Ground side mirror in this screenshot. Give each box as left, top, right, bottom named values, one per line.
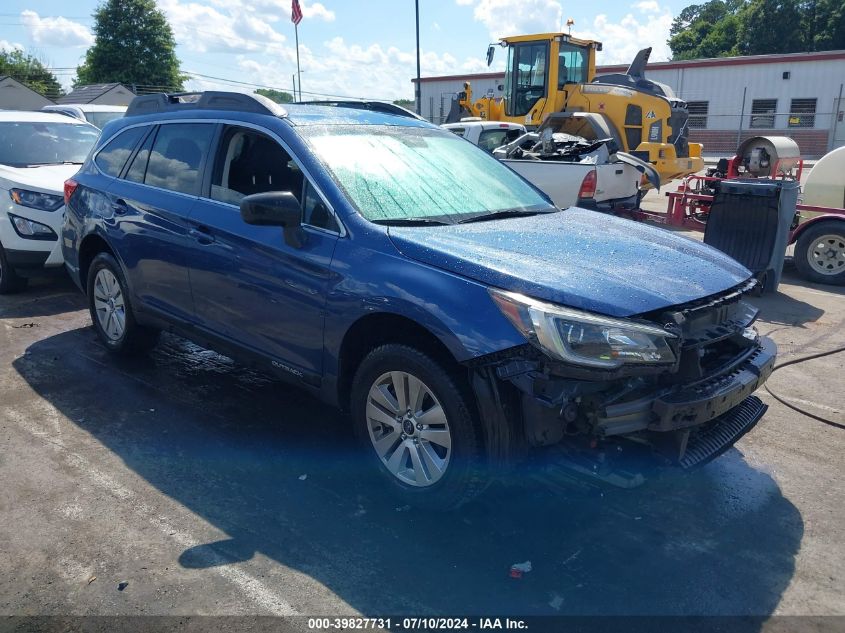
left=486, top=44, right=495, bottom=67
left=240, top=191, right=303, bottom=247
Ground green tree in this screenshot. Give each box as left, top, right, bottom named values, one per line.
left=255, top=88, right=294, bottom=104
left=669, top=1, right=745, bottom=59
left=739, top=0, right=805, bottom=55
left=76, top=0, right=184, bottom=92
left=0, top=49, right=64, bottom=98
left=804, top=0, right=845, bottom=51
left=392, top=98, right=415, bottom=109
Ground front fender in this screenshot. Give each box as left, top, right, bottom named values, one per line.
left=322, top=238, right=528, bottom=385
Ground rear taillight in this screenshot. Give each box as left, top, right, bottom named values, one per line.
left=64, top=179, right=79, bottom=206
left=577, top=170, right=597, bottom=199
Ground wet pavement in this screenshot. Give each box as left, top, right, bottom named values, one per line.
left=1, top=271, right=843, bottom=618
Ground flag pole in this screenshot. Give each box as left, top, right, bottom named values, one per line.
left=415, top=0, right=421, bottom=115
left=295, top=22, right=302, bottom=101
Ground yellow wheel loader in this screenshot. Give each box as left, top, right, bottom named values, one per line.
left=446, top=33, right=704, bottom=184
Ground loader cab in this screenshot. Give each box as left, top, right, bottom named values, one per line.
left=500, top=35, right=594, bottom=119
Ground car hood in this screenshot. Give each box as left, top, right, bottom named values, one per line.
left=0, top=164, right=80, bottom=194
left=387, top=208, right=751, bottom=317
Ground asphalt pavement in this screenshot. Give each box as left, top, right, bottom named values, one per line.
left=0, top=265, right=843, bottom=621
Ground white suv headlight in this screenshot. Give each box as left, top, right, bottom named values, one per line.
left=490, top=289, right=677, bottom=368
left=10, top=188, right=64, bottom=212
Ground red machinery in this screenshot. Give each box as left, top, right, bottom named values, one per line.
left=630, top=136, right=845, bottom=285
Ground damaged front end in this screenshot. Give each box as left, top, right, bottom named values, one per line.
left=470, top=279, right=775, bottom=485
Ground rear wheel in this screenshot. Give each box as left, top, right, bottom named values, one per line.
left=0, top=243, right=29, bottom=294
left=351, top=344, right=485, bottom=510
left=794, top=221, right=845, bottom=285
left=87, top=252, right=160, bottom=354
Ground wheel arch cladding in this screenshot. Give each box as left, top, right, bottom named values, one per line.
left=337, top=312, right=465, bottom=411
left=78, top=233, right=116, bottom=292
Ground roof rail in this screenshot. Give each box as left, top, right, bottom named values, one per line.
left=297, top=99, right=425, bottom=121
left=126, top=91, right=287, bottom=118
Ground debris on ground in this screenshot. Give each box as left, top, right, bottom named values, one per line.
left=509, top=561, right=533, bottom=578
left=117, top=581, right=129, bottom=591
left=87, top=576, right=96, bottom=585
left=298, top=474, right=308, bottom=481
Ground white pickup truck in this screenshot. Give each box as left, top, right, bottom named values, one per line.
left=442, top=114, right=659, bottom=210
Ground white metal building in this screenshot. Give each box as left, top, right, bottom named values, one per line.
left=413, top=49, right=845, bottom=157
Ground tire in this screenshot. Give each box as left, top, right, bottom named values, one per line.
left=794, top=220, right=845, bottom=286
left=0, top=243, right=29, bottom=294
left=87, top=252, right=160, bottom=355
left=350, top=344, right=486, bottom=511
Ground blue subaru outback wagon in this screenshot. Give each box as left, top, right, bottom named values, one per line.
left=63, top=92, right=776, bottom=508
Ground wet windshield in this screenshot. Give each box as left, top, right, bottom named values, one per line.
left=0, top=121, right=100, bottom=167
left=304, top=125, right=552, bottom=224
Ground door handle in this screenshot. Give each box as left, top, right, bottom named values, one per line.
left=189, top=226, right=215, bottom=245
left=112, top=199, right=128, bottom=215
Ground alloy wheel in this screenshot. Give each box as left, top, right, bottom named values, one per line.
left=93, top=269, right=126, bottom=341
left=365, top=371, right=452, bottom=487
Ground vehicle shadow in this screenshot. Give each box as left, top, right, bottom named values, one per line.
left=12, top=329, right=803, bottom=616
left=0, top=275, right=85, bottom=320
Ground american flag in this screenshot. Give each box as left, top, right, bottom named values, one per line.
left=291, top=0, right=303, bottom=25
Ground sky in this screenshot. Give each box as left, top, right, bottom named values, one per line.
left=0, top=1, right=696, bottom=101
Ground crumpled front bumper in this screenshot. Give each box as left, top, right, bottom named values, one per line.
left=651, top=336, right=776, bottom=432
left=596, top=336, right=776, bottom=437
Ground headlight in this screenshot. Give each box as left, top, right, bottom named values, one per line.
left=490, top=289, right=677, bottom=368
left=8, top=213, right=57, bottom=240
left=10, top=188, right=64, bottom=212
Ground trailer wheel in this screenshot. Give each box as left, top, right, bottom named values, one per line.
left=794, top=220, right=845, bottom=285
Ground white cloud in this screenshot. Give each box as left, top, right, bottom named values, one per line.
left=206, top=0, right=335, bottom=23
left=456, top=0, right=563, bottom=39
left=20, top=10, right=93, bottom=48
left=0, top=40, right=25, bottom=52
left=635, top=1, right=661, bottom=13
left=158, top=0, right=286, bottom=54
left=580, top=6, right=673, bottom=65
left=301, top=1, right=335, bottom=22
left=184, top=36, right=484, bottom=101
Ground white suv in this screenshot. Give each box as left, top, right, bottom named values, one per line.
left=0, top=111, right=99, bottom=293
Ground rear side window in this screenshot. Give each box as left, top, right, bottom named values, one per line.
left=477, top=129, right=510, bottom=153
left=144, top=123, right=215, bottom=196
left=125, top=129, right=155, bottom=184
left=94, top=127, right=146, bottom=177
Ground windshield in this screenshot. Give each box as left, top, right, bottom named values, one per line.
left=304, top=125, right=550, bottom=224
left=85, top=111, right=125, bottom=129
left=0, top=121, right=100, bottom=167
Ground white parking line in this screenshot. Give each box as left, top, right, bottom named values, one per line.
left=5, top=400, right=301, bottom=616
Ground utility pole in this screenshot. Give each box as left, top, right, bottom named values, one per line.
left=295, top=23, right=302, bottom=101
left=415, top=0, right=422, bottom=115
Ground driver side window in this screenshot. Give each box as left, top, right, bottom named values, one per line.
left=210, top=125, right=339, bottom=233
left=211, top=127, right=304, bottom=205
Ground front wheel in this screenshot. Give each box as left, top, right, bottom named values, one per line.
left=350, top=344, right=486, bottom=510
left=794, top=221, right=845, bottom=285
left=87, top=252, right=160, bottom=354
